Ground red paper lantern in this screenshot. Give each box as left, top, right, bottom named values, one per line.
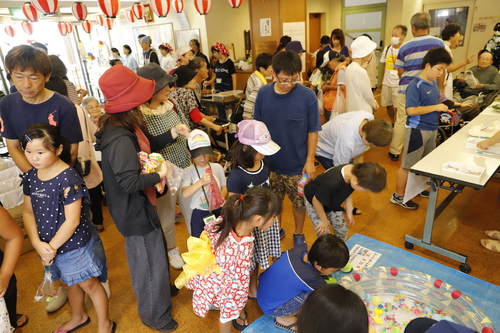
left=150, top=0, right=170, bottom=17
left=96, top=15, right=105, bottom=26
left=5, top=26, right=15, bottom=37
left=131, top=3, right=144, bottom=19
left=172, top=0, right=184, bottom=13
left=194, top=0, right=211, bottom=15
left=22, top=21, right=34, bottom=35
left=81, top=20, right=92, bottom=33
left=22, top=3, right=41, bottom=22
left=30, top=0, right=59, bottom=15
left=125, top=10, right=136, bottom=22
left=97, top=0, right=120, bottom=18
left=227, top=0, right=242, bottom=8
left=57, top=22, right=68, bottom=35
left=103, top=17, right=114, bottom=30
left=65, top=22, right=74, bottom=33
left=71, top=2, right=88, bottom=21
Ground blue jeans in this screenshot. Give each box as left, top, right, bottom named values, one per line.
left=315, top=155, right=334, bottom=170
left=125, top=228, right=174, bottom=330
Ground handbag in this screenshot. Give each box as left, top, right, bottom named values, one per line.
left=75, top=157, right=91, bottom=177
left=230, top=98, right=245, bottom=124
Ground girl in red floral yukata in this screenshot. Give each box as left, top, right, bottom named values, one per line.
left=177, top=187, right=281, bottom=333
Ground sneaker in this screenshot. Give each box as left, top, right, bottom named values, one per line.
left=158, top=319, right=178, bottom=332
left=293, top=233, right=307, bottom=248
left=388, top=152, right=399, bottom=161
left=46, top=286, right=68, bottom=313
left=420, top=190, right=430, bottom=198
left=101, top=279, right=111, bottom=299
left=168, top=248, right=185, bottom=270
left=170, top=284, right=179, bottom=297
left=390, top=193, right=419, bottom=210
left=93, top=224, right=104, bottom=233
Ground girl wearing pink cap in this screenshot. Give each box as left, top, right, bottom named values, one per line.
left=226, top=120, right=281, bottom=330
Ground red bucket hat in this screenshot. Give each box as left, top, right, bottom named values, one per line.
left=99, top=65, right=155, bottom=114
left=212, top=42, right=229, bottom=56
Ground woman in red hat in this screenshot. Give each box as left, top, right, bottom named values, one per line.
left=95, top=65, right=188, bottom=332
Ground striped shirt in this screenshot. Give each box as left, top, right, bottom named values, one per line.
left=395, top=35, right=444, bottom=93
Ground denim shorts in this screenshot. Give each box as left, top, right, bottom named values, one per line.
left=47, top=239, right=103, bottom=287
left=269, top=291, right=309, bottom=317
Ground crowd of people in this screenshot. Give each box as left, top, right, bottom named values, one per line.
left=0, top=10, right=499, bottom=333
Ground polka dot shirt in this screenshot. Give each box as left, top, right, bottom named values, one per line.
left=22, top=168, right=92, bottom=254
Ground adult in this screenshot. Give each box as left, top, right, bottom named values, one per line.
left=95, top=65, right=183, bottom=332
left=136, top=63, right=191, bottom=270
left=254, top=50, right=321, bottom=247
left=453, top=52, right=500, bottom=103
left=159, top=43, right=176, bottom=73
left=315, top=111, right=393, bottom=170
left=122, top=44, right=139, bottom=72
left=175, top=45, right=195, bottom=68
left=189, top=39, right=211, bottom=69
left=110, top=47, right=123, bottom=62
left=441, top=23, right=476, bottom=100
left=189, top=56, right=211, bottom=103
left=330, top=29, right=350, bottom=60
left=380, top=24, right=408, bottom=125
left=209, top=42, right=237, bottom=120
left=82, top=96, right=103, bottom=127
left=275, top=35, right=292, bottom=54
left=388, top=12, right=445, bottom=162
left=0, top=45, right=82, bottom=313
left=483, top=22, right=500, bottom=70
left=361, top=34, right=377, bottom=91
left=140, top=36, right=159, bottom=65
left=285, top=41, right=306, bottom=55
left=321, top=50, right=347, bottom=122
left=243, top=52, right=273, bottom=120
left=48, top=55, right=87, bottom=105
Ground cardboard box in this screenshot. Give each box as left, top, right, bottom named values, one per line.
left=0, top=204, right=35, bottom=255
left=441, top=161, right=485, bottom=183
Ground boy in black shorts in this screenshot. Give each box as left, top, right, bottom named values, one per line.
left=391, top=48, right=452, bottom=209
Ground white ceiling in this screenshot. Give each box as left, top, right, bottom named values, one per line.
left=0, top=0, right=140, bottom=21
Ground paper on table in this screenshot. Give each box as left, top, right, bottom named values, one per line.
left=404, top=173, right=429, bottom=203
left=348, top=244, right=382, bottom=270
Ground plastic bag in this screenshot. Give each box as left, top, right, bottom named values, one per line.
left=34, top=265, right=58, bottom=302
left=166, top=160, right=183, bottom=195
left=138, top=152, right=166, bottom=194
left=309, top=70, right=323, bottom=87
left=317, top=89, right=324, bottom=114
left=464, top=70, right=479, bottom=89
left=206, top=168, right=224, bottom=211
left=0, top=297, right=14, bottom=332
left=175, top=231, right=222, bottom=289
left=332, top=88, right=346, bottom=117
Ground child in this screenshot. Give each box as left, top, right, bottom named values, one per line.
left=226, top=120, right=281, bottom=313
left=304, top=162, right=386, bottom=240
left=346, top=35, right=379, bottom=113
left=296, top=284, right=369, bottom=333
left=183, top=187, right=281, bottom=333
left=257, top=234, right=350, bottom=332
left=159, top=43, right=176, bottom=73
left=21, top=123, right=115, bottom=333
left=182, top=129, right=228, bottom=237
left=391, top=48, right=452, bottom=209
left=321, top=50, right=347, bottom=122
left=0, top=205, right=24, bottom=333
left=243, top=53, right=273, bottom=120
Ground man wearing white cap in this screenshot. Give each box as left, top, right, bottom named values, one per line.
left=346, top=36, right=379, bottom=113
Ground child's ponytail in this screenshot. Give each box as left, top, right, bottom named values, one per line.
left=21, top=123, right=73, bottom=164
left=215, top=187, right=281, bottom=249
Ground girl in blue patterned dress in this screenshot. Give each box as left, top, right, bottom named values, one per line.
left=21, top=123, right=115, bottom=333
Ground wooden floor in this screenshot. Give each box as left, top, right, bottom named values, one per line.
left=14, top=102, right=500, bottom=333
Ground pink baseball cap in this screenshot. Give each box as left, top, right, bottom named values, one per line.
left=237, top=120, right=280, bottom=156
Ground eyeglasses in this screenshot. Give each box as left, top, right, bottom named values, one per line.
left=276, top=75, right=300, bottom=86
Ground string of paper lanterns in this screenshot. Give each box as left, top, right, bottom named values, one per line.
left=172, top=0, right=183, bottom=13
left=125, top=9, right=136, bottom=22
left=131, top=2, right=144, bottom=19
left=97, top=0, right=120, bottom=18
left=150, top=0, right=170, bottom=17
left=71, top=2, right=88, bottom=21
left=22, top=21, right=34, bottom=35
left=81, top=20, right=92, bottom=33
left=30, top=0, right=59, bottom=15
left=194, top=0, right=210, bottom=15
left=22, top=3, right=41, bottom=22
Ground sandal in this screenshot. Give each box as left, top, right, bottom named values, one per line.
left=110, top=322, right=117, bottom=333
left=480, top=239, right=500, bottom=253
left=274, top=319, right=298, bottom=332
left=16, top=314, right=28, bottom=328
left=232, top=311, right=249, bottom=331
left=352, top=207, right=362, bottom=215
left=485, top=230, right=500, bottom=240
left=53, top=317, right=90, bottom=333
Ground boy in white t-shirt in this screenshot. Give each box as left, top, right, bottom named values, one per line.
left=380, top=25, right=407, bottom=125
